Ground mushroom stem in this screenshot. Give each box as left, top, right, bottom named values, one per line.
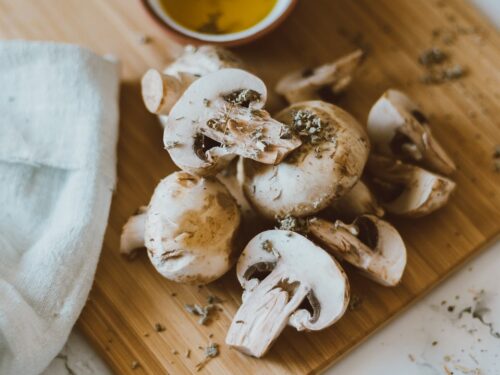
left=120, top=207, right=147, bottom=259
left=226, top=269, right=308, bottom=357
left=141, top=69, right=196, bottom=115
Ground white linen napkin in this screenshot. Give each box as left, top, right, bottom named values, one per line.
left=0, top=41, right=120, bottom=375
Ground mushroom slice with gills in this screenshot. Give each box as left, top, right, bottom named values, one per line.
left=119, top=171, right=241, bottom=284
left=367, top=89, right=456, bottom=175
left=275, top=50, right=363, bottom=104
left=366, top=155, right=456, bottom=218
left=226, top=230, right=349, bottom=358
left=328, top=180, right=384, bottom=221
left=242, top=101, right=370, bottom=219
left=142, top=45, right=243, bottom=116
left=308, top=215, right=406, bottom=286
left=164, top=68, right=302, bottom=176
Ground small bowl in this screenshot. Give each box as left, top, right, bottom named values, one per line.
left=140, top=0, right=297, bottom=46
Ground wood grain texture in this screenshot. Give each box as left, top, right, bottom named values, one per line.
left=1, top=0, right=499, bottom=373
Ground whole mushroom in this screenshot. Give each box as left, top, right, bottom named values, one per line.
left=120, top=171, right=241, bottom=284
left=276, top=50, right=363, bottom=103
left=367, top=89, right=456, bottom=175
left=163, top=68, right=301, bottom=176
left=226, top=230, right=349, bottom=357
left=241, top=101, right=370, bottom=219
left=366, top=155, right=456, bottom=218
left=142, top=45, right=242, bottom=116
left=308, top=215, right=407, bottom=286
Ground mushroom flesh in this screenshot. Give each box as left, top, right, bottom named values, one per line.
left=276, top=50, right=363, bottom=103
left=164, top=68, right=301, bottom=176
left=142, top=45, right=242, bottom=116
left=308, top=215, right=406, bottom=286
left=242, top=101, right=370, bottom=219
left=120, top=171, right=241, bottom=284
left=367, top=89, right=456, bottom=175
left=328, top=180, right=384, bottom=220
left=226, top=230, right=349, bottom=357
left=366, top=155, right=456, bottom=218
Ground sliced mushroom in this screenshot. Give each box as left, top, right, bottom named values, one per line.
left=367, top=89, right=456, bottom=175
left=164, top=68, right=301, bottom=176
left=142, top=45, right=242, bottom=116
left=275, top=50, right=363, bottom=103
left=366, top=155, right=456, bottom=218
left=328, top=180, right=384, bottom=220
left=119, top=171, right=241, bottom=284
left=308, top=215, right=406, bottom=286
left=226, top=230, right=349, bottom=357
left=242, top=101, right=369, bottom=219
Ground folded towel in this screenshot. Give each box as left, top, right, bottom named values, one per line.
left=0, top=41, right=120, bottom=375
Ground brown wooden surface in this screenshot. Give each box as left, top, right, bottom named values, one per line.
left=1, top=0, right=500, bottom=374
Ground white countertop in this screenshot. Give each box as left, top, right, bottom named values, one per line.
left=42, top=1, right=499, bottom=374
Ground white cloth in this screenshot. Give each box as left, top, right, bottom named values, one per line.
left=0, top=41, right=120, bottom=375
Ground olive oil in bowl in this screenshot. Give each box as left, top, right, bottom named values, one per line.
left=157, top=0, right=278, bottom=35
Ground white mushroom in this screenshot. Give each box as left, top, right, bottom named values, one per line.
left=142, top=45, right=242, bottom=116
left=308, top=215, right=406, bottom=286
left=328, top=180, right=384, bottom=220
left=275, top=50, right=363, bottom=103
left=242, top=101, right=370, bottom=219
left=119, top=171, right=241, bottom=284
left=120, top=205, right=148, bottom=260
left=367, top=155, right=456, bottom=218
left=164, top=68, right=301, bottom=176
left=367, top=89, right=456, bottom=175
left=216, top=158, right=257, bottom=224
left=226, top=230, right=349, bottom=357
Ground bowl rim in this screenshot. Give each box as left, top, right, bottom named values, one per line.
left=139, top=0, right=298, bottom=47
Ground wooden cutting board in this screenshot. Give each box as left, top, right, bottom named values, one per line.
left=2, top=0, right=500, bottom=373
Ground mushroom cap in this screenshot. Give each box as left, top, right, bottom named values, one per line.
left=309, top=216, right=407, bottom=286
left=242, top=101, right=370, bottom=219
left=367, top=89, right=455, bottom=175
left=367, top=155, right=456, bottom=218
left=164, top=45, right=242, bottom=78
left=275, top=50, right=363, bottom=103
left=144, top=171, right=240, bottom=284
left=328, top=180, right=384, bottom=220
left=236, top=230, right=349, bottom=331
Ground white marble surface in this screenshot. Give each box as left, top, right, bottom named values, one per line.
left=42, top=1, right=499, bottom=374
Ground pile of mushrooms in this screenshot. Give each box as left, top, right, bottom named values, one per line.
left=121, top=46, right=457, bottom=358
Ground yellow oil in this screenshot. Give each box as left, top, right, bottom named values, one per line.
left=158, top=0, right=278, bottom=35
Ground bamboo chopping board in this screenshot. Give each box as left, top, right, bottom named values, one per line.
left=1, top=0, right=500, bottom=373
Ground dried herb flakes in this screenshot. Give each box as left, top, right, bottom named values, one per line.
left=185, top=303, right=215, bottom=325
